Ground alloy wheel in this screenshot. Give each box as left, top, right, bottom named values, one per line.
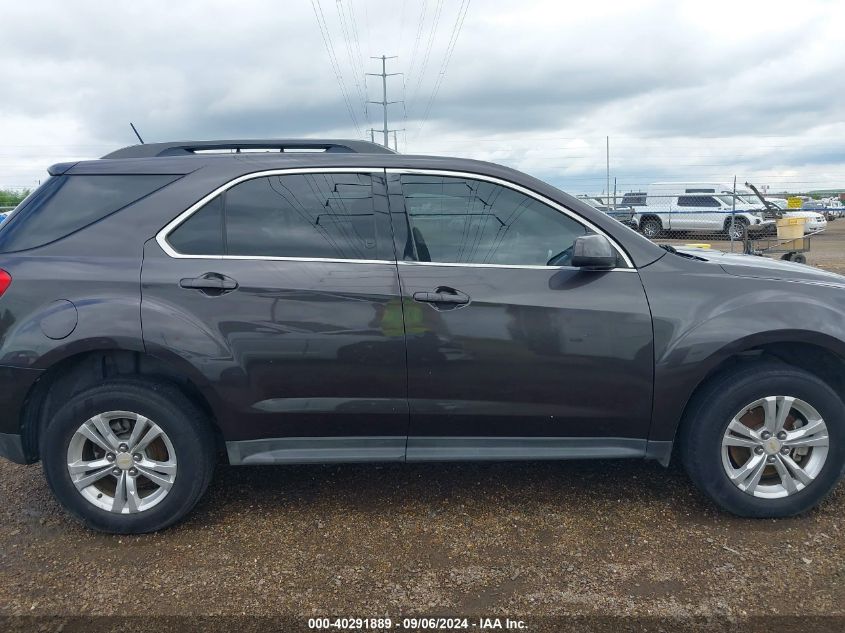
left=721, top=396, right=829, bottom=499
left=66, top=411, right=178, bottom=513
left=727, top=221, right=747, bottom=241
left=642, top=220, right=660, bottom=238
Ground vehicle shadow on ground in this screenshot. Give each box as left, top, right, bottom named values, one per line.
left=6, top=456, right=843, bottom=537
left=185, top=457, right=839, bottom=531
left=198, top=458, right=691, bottom=510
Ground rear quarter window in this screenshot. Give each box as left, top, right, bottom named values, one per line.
left=0, top=174, right=180, bottom=252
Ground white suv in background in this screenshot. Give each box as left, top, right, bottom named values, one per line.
left=765, top=198, right=828, bottom=232
left=635, top=183, right=773, bottom=240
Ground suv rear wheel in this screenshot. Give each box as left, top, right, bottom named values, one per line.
left=640, top=216, right=663, bottom=239
left=725, top=217, right=749, bottom=241
left=680, top=362, right=844, bottom=517
left=41, top=378, right=216, bottom=533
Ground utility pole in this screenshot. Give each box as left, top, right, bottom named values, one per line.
left=389, top=129, right=405, bottom=152
left=606, top=136, right=610, bottom=205
left=613, top=177, right=617, bottom=211
left=367, top=55, right=400, bottom=148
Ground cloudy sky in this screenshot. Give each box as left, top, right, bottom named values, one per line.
left=1, top=0, right=844, bottom=195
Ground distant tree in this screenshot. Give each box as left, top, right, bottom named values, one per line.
left=0, top=189, right=31, bottom=207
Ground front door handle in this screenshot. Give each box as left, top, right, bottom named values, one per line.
left=413, top=287, right=470, bottom=308
left=179, top=273, right=238, bottom=295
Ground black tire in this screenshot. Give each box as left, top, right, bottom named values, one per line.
left=640, top=217, right=662, bottom=239
left=725, top=217, right=748, bottom=241
left=792, top=253, right=807, bottom=264
left=679, top=362, right=845, bottom=518
left=41, top=378, right=216, bottom=534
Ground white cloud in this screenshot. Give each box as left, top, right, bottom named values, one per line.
left=0, top=0, right=843, bottom=194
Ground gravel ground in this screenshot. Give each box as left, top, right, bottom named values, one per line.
left=0, top=458, right=843, bottom=626
left=2, top=221, right=845, bottom=631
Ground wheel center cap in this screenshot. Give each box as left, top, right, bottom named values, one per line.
left=115, top=453, right=134, bottom=470
left=763, top=437, right=782, bottom=455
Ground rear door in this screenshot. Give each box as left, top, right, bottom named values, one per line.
left=676, top=194, right=723, bottom=232
left=141, top=169, right=409, bottom=464
left=387, top=171, right=654, bottom=460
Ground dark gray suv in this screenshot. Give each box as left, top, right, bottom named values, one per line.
left=0, top=139, right=842, bottom=533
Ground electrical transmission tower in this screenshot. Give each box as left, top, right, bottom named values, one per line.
left=367, top=55, right=402, bottom=148
left=368, top=128, right=403, bottom=151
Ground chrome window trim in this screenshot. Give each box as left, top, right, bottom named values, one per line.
left=156, top=166, right=635, bottom=270
left=388, top=168, right=635, bottom=269
left=397, top=260, right=636, bottom=272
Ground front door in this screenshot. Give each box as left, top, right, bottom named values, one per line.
left=141, top=169, right=409, bottom=464
left=387, top=171, right=654, bottom=460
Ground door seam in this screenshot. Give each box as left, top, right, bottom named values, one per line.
left=382, top=169, right=411, bottom=461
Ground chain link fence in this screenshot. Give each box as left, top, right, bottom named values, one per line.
left=579, top=185, right=845, bottom=265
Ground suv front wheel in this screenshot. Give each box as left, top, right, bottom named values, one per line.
left=680, top=362, right=844, bottom=517
left=41, top=378, right=216, bottom=533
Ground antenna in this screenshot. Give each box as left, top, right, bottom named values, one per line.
left=129, top=122, right=145, bottom=144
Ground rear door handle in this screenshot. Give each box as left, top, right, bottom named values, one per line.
left=412, top=287, right=470, bottom=307
left=179, top=273, right=238, bottom=294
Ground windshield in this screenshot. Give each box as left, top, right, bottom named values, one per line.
left=578, top=197, right=603, bottom=209
left=718, top=192, right=758, bottom=206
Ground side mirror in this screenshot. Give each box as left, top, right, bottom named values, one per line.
left=571, top=234, right=617, bottom=270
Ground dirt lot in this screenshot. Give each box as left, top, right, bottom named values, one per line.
left=1, top=458, right=844, bottom=625
left=1, top=222, right=845, bottom=631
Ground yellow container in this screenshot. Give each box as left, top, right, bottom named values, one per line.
left=776, top=217, right=805, bottom=240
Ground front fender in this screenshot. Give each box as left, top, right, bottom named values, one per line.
left=641, top=257, right=845, bottom=442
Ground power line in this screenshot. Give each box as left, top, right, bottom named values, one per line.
left=361, top=0, right=373, bottom=55
left=346, top=0, right=369, bottom=122
left=310, top=0, right=362, bottom=136
left=409, top=0, right=445, bottom=113
left=394, top=0, right=409, bottom=62
left=335, top=0, right=368, bottom=117
left=405, top=0, right=428, bottom=95
left=415, top=0, right=471, bottom=139
left=347, top=0, right=367, bottom=71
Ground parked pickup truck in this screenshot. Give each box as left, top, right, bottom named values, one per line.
left=636, top=183, right=774, bottom=240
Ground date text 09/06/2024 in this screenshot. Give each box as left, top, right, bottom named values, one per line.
left=307, top=617, right=528, bottom=630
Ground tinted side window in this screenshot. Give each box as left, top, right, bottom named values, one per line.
left=621, top=193, right=646, bottom=206
left=0, top=175, right=179, bottom=252
left=167, top=196, right=224, bottom=255
left=224, top=174, right=378, bottom=259
left=400, top=175, right=589, bottom=266
left=677, top=195, right=720, bottom=208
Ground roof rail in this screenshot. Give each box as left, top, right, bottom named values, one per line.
left=101, top=139, right=396, bottom=159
